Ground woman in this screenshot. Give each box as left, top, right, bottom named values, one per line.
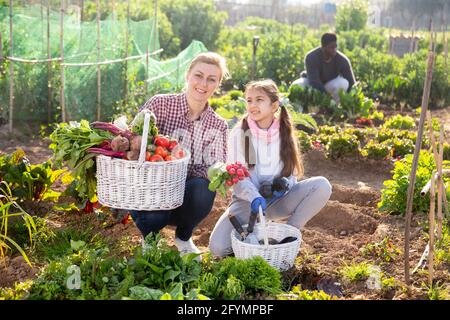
left=130, top=52, right=229, bottom=258
left=209, top=79, right=332, bottom=257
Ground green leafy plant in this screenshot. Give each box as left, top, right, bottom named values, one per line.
left=200, top=256, right=282, bottom=299
left=378, top=150, right=449, bottom=215
left=368, top=110, right=384, bottom=126
left=297, top=131, right=312, bottom=152
left=288, top=84, right=335, bottom=114
left=49, top=120, right=113, bottom=202
left=0, top=148, right=66, bottom=202
left=277, top=285, right=334, bottom=300
left=385, top=138, right=415, bottom=158
left=383, top=114, right=415, bottom=130
left=424, top=282, right=449, bottom=300
left=339, top=261, right=371, bottom=283
left=335, top=86, right=374, bottom=120
left=360, top=141, right=390, bottom=160
left=435, top=221, right=450, bottom=266
left=0, top=181, right=35, bottom=266
left=326, top=133, right=359, bottom=159
left=361, top=237, right=401, bottom=264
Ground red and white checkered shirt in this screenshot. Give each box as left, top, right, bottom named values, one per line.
left=140, top=93, right=228, bottom=180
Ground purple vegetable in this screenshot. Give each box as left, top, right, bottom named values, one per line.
left=87, top=148, right=125, bottom=158
left=91, top=122, right=134, bottom=139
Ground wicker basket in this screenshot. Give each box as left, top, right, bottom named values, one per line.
left=231, top=208, right=302, bottom=270
left=95, top=112, right=190, bottom=211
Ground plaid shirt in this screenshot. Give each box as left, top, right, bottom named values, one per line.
left=140, top=93, right=228, bottom=180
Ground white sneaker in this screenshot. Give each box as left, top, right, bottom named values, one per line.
left=174, top=237, right=202, bottom=261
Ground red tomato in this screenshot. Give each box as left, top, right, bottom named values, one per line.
left=150, top=154, right=164, bottom=162
left=155, top=146, right=168, bottom=158
left=145, top=151, right=152, bottom=161
left=168, top=140, right=178, bottom=151
left=225, top=180, right=233, bottom=186
left=165, top=155, right=176, bottom=161
left=155, top=136, right=170, bottom=148
left=174, top=149, right=185, bottom=159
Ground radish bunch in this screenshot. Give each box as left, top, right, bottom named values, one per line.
left=207, top=161, right=250, bottom=197
left=224, top=162, right=250, bottom=186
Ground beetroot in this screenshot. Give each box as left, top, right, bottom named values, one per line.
left=111, top=135, right=130, bottom=152
left=91, top=122, right=134, bottom=139
left=130, top=135, right=142, bottom=152
left=125, top=150, right=140, bottom=161
left=87, top=148, right=125, bottom=158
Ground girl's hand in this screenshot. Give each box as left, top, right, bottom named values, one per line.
left=251, top=197, right=267, bottom=214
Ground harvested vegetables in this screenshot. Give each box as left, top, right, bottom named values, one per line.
left=49, top=120, right=114, bottom=202
left=50, top=110, right=186, bottom=204
left=208, top=162, right=250, bottom=196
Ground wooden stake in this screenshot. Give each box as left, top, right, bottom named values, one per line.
left=9, top=0, right=14, bottom=133
left=124, top=0, right=130, bottom=103
left=79, top=0, right=84, bottom=45
left=0, top=28, right=3, bottom=66
left=60, top=0, right=66, bottom=122
left=96, top=0, right=101, bottom=121
left=428, top=171, right=436, bottom=287
left=47, top=0, right=52, bottom=124
left=443, top=182, right=449, bottom=219
left=404, top=39, right=436, bottom=292
left=437, top=126, right=444, bottom=240
left=427, top=112, right=439, bottom=161
left=410, top=18, right=416, bottom=53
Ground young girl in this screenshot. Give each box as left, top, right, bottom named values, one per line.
left=209, top=79, right=332, bottom=257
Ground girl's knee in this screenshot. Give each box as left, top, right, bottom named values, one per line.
left=315, top=176, right=332, bottom=199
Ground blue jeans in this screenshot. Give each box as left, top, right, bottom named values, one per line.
left=130, top=178, right=216, bottom=241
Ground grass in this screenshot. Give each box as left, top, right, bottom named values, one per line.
left=339, top=261, right=372, bottom=283
left=424, top=282, right=450, bottom=300
left=33, top=225, right=106, bottom=262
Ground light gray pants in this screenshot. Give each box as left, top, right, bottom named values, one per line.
left=209, top=176, right=332, bottom=257
left=292, top=75, right=349, bottom=104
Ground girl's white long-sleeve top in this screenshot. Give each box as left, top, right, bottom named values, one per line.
left=227, top=123, right=296, bottom=203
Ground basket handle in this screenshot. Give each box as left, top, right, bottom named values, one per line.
left=259, top=205, right=269, bottom=246
left=137, top=112, right=151, bottom=166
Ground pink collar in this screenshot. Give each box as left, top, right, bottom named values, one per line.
left=247, top=117, right=280, bottom=144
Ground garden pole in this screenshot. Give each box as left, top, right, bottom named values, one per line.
left=409, top=18, right=416, bottom=53
left=428, top=171, right=435, bottom=287
left=124, top=0, right=130, bottom=103
left=427, top=112, right=439, bottom=161
left=60, top=0, right=66, bottom=122
left=145, top=0, right=151, bottom=95
left=437, top=127, right=444, bottom=240
left=41, top=1, right=44, bottom=53
left=47, top=0, right=52, bottom=124
left=79, top=0, right=84, bottom=45
left=0, top=24, right=3, bottom=70
left=96, top=0, right=101, bottom=121
left=8, top=0, right=14, bottom=133
left=404, top=36, right=435, bottom=294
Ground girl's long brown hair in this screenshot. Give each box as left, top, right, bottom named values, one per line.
left=242, top=80, right=303, bottom=178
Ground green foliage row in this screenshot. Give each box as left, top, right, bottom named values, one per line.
left=1, top=233, right=283, bottom=300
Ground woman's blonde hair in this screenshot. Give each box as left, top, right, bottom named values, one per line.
left=242, top=79, right=304, bottom=178
left=187, top=52, right=229, bottom=82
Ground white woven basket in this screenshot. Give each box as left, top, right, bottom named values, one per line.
left=95, top=112, right=190, bottom=211
left=231, top=208, right=302, bottom=271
